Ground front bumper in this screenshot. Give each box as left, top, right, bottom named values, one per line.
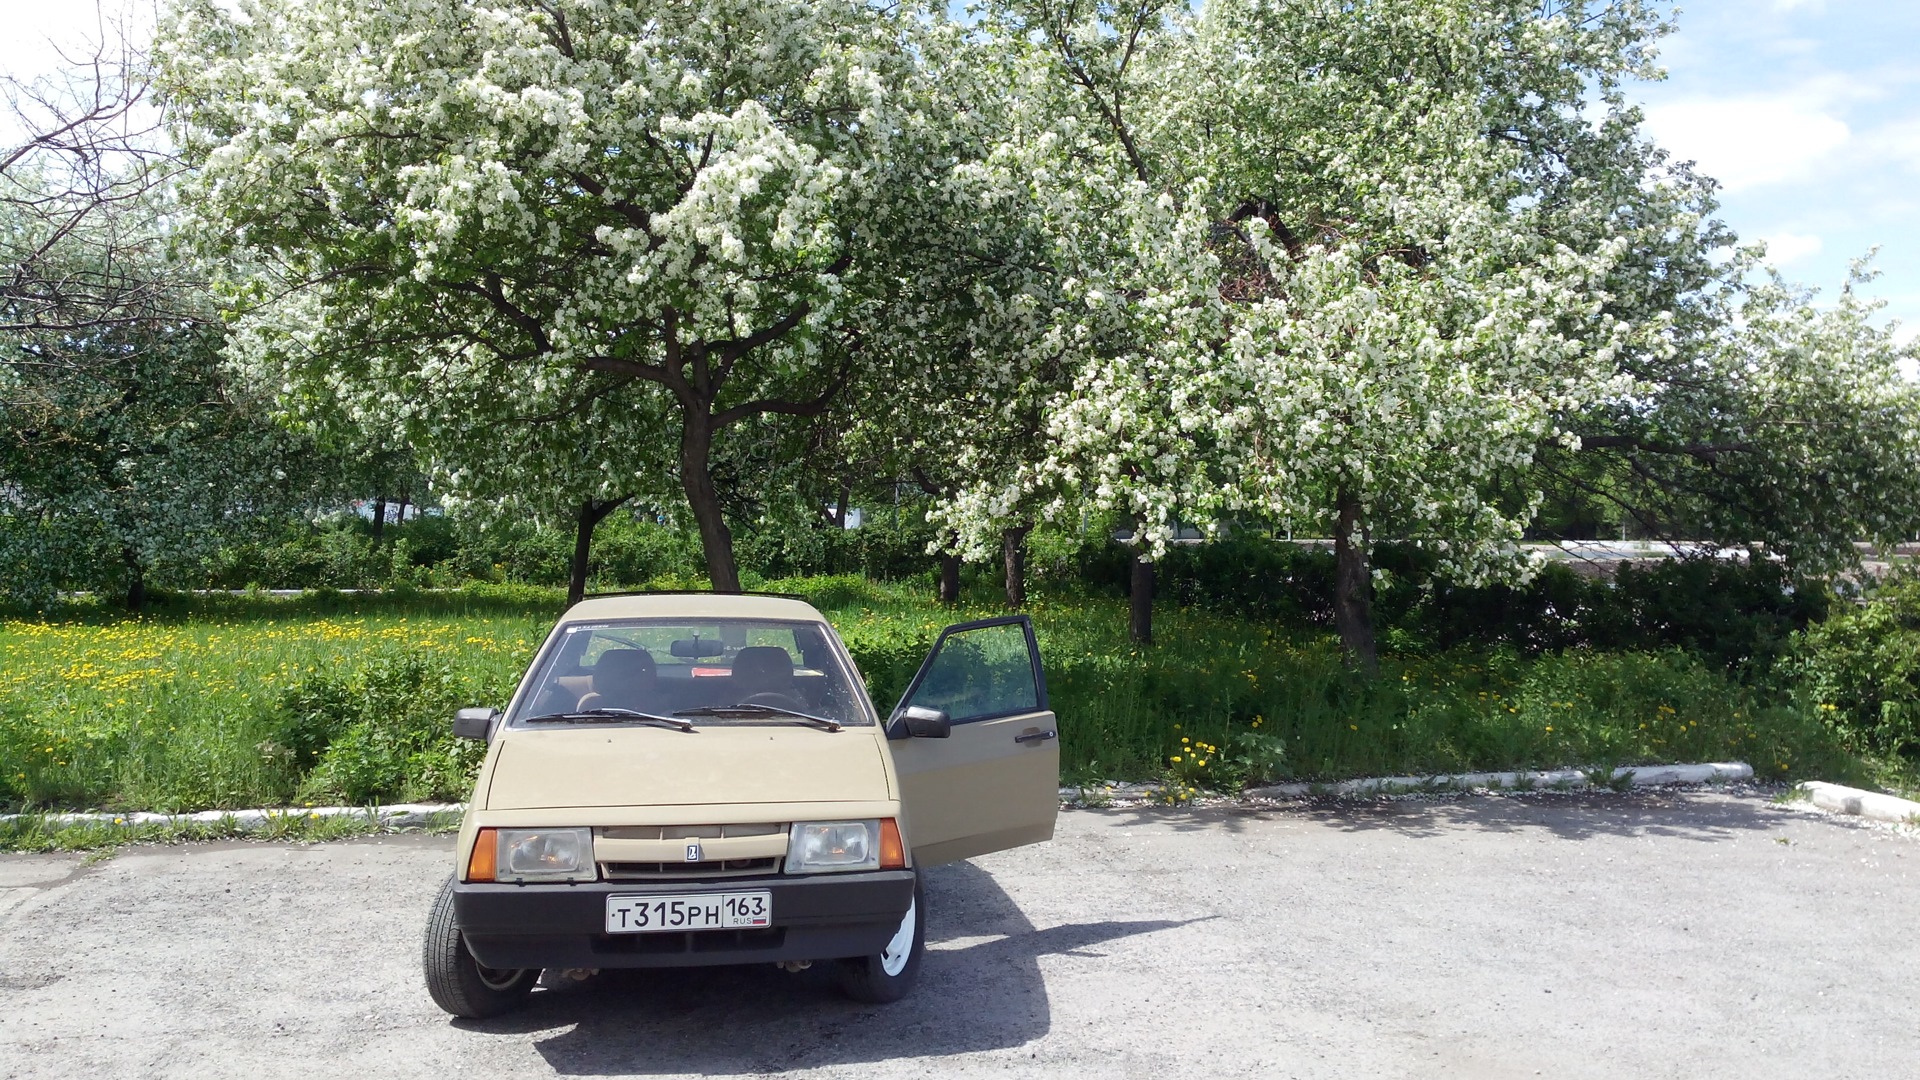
left=453, top=871, right=916, bottom=970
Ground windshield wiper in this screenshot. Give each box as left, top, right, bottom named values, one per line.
left=522, top=708, right=696, bottom=732
left=673, top=704, right=842, bottom=732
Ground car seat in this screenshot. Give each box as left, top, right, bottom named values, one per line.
left=577, top=648, right=658, bottom=713
left=730, top=646, right=797, bottom=706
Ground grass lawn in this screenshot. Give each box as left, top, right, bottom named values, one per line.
left=0, top=577, right=1860, bottom=816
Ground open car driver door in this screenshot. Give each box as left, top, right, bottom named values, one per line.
left=887, top=616, right=1059, bottom=867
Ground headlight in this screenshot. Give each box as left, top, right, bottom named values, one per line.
left=495, top=827, right=596, bottom=883
left=785, top=820, right=881, bottom=873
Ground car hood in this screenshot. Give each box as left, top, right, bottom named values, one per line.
left=483, top=724, right=893, bottom=810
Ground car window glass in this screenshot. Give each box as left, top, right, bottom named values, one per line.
left=899, top=622, right=1039, bottom=724
left=514, top=618, right=868, bottom=726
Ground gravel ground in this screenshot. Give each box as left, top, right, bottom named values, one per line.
left=1, top=789, right=1915, bottom=1079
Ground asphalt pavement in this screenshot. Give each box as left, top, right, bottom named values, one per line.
left=1, top=791, right=1914, bottom=1079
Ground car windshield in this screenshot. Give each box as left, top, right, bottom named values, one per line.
left=512, top=618, right=872, bottom=728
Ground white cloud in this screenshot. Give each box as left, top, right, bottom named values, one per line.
left=1867, top=118, right=1920, bottom=174
left=1760, top=231, right=1824, bottom=266
left=1771, top=0, right=1827, bottom=12
left=1643, top=95, right=1851, bottom=193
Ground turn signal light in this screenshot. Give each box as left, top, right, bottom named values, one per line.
left=465, top=828, right=498, bottom=882
left=879, top=818, right=905, bottom=870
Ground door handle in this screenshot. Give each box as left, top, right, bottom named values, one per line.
left=1014, top=729, right=1057, bottom=744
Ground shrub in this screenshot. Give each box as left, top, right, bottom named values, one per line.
left=296, top=652, right=485, bottom=803
left=838, top=623, right=939, bottom=714
left=268, top=673, right=357, bottom=770
left=1121, top=536, right=1824, bottom=676
left=1787, top=572, right=1920, bottom=758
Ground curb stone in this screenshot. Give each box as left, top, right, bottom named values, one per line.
left=3, top=762, right=1764, bottom=833
left=1060, top=762, right=1753, bottom=805
left=1794, top=781, right=1920, bottom=826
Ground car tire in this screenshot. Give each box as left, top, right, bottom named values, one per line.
left=422, top=876, right=538, bottom=1019
left=835, top=877, right=924, bottom=1004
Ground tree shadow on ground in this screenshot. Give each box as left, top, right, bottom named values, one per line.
left=453, top=860, right=1193, bottom=1075
left=1087, top=788, right=1811, bottom=843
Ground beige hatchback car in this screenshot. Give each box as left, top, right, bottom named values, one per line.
left=423, top=592, right=1059, bottom=1017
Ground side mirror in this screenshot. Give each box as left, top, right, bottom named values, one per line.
left=895, top=705, right=951, bottom=740
left=453, top=707, right=500, bottom=741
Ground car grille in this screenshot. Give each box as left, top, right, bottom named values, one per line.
left=601, top=857, right=780, bottom=878
left=595, top=823, right=788, bottom=880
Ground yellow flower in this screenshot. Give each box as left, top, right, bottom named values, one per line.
left=1348, top=724, right=1357, bottom=731
left=1170, top=755, right=1183, bottom=763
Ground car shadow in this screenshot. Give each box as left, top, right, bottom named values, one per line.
left=454, top=860, right=1192, bottom=1074
left=1091, top=787, right=1804, bottom=843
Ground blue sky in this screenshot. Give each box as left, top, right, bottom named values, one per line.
left=2, top=0, right=1916, bottom=342
left=1632, top=0, right=1920, bottom=342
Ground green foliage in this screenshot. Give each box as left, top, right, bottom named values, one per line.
left=0, top=809, right=462, bottom=854
left=1788, top=573, right=1920, bottom=758
left=1079, top=536, right=1826, bottom=674
left=1164, top=728, right=1288, bottom=796
left=837, top=626, right=941, bottom=716
left=268, top=673, right=356, bottom=771
left=195, top=508, right=954, bottom=594
left=293, top=654, right=491, bottom=804
left=0, top=576, right=1872, bottom=813
left=1390, top=555, right=1828, bottom=673
left=202, top=512, right=702, bottom=591
left=0, top=596, right=543, bottom=811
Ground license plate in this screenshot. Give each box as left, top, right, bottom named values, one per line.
left=605, top=891, right=772, bottom=934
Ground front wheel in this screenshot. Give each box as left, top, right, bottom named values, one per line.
left=422, top=877, right=538, bottom=1018
left=836, top=877, right=925, bottom=1003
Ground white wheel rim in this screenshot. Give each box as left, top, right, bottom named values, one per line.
left=880, top=895, right=917, bottom=977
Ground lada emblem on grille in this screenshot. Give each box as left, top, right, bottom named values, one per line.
left=685, top=842, right=702, bottom=862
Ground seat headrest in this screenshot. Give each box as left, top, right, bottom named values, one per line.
left=731, top=646, right=793, bottom=683
left=593, top=648, right=656, bottom=680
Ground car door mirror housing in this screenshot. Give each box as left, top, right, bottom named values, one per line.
left=896, top=705, right=951, bottom=739
left=453, top=707, right=500, bottom=741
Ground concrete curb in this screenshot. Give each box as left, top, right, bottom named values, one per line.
left=1059, top=762, right=1754, bottom=803
left=7, top=761, right=1763, bottom=832
left=1795, top=781, right=1920, bottom=826
left=0, top=803, right=464, bottom=831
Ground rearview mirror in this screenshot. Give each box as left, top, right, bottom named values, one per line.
left=896, top=705, right=951, bottom=739
left=670, top=637, right=727, bottom=659
left=453, top=707, right=499, bottom=741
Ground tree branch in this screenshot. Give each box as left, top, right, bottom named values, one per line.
left=1576, top=434, right=1757, bottom=459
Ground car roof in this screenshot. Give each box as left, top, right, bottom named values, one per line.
left=561, top=592, right=829, bottom=623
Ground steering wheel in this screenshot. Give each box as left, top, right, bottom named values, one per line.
left=742, top=691, right=808, bottom=714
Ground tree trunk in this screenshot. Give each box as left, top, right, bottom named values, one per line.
left=122, top=547, right=146, bottom=612
left=568, top=496, right=630, bottom=607
left=831, top=481, right=850, bottom=529
left=938, top=552, right=961, bottom=603
left=679, top=413, right=741, bottom=592
left=1002, top=525, right=1031, bottom=609
left=1129, top=552, right=1154, bottom=645
left=370, top=495, right=387, bottom=539
left=1333, top=487, right=1378, bottom=674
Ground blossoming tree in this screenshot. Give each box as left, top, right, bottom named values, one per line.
left=157, top=0, right=993, bottom=591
